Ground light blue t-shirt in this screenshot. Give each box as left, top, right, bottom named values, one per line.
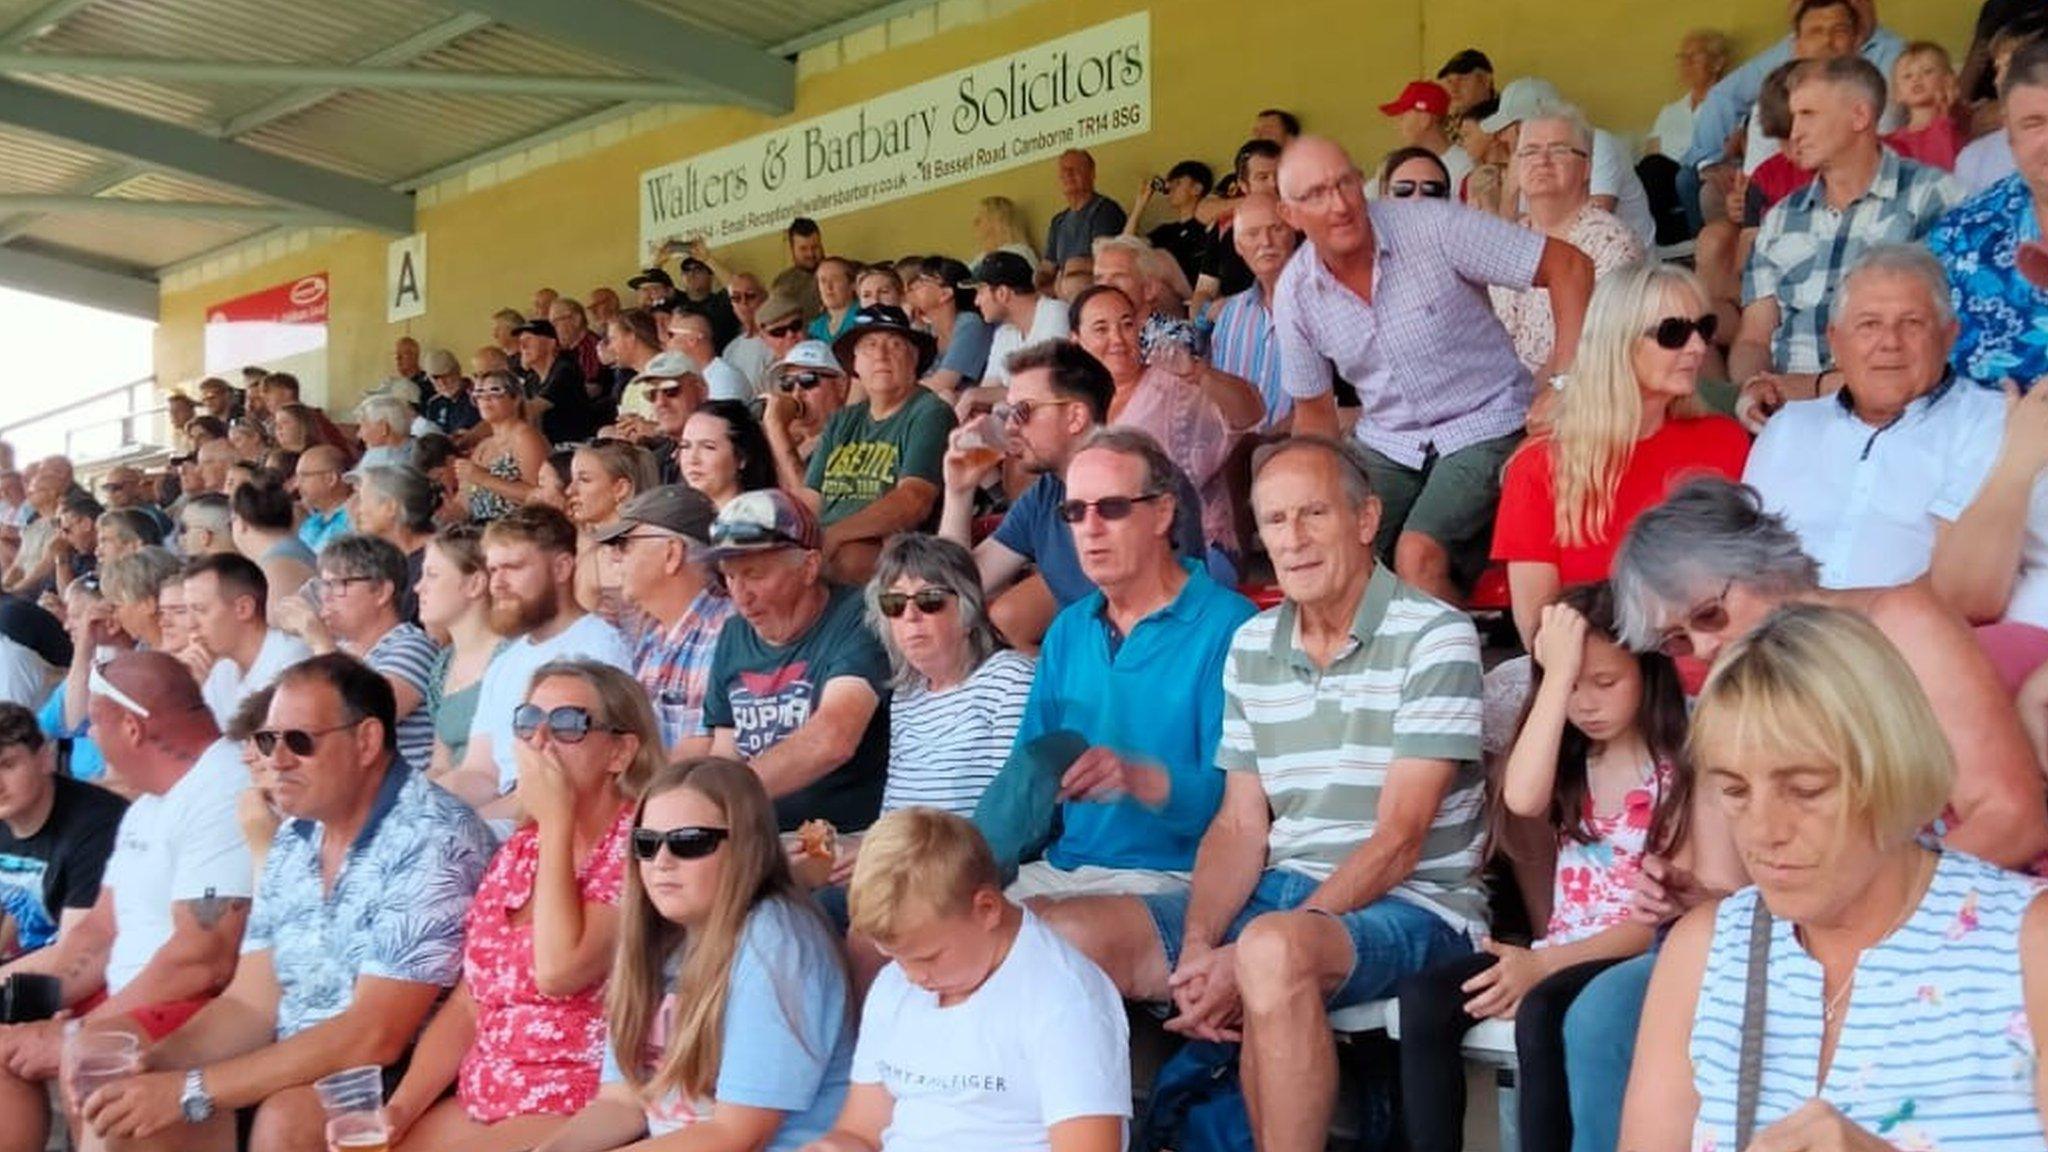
left=602, top=897, right=852, bottom=1150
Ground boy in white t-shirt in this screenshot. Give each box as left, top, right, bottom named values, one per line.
left=805, top=808, right=1129, bottom=1152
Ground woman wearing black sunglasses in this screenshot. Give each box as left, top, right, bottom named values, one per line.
left=534, top=758, right=853, bottom=1152
left=382, top=660, right=659, bottom=1152
left=1493, top=263, right=1751, bottom=650
left=1375, top=146, right=1454, bottom=201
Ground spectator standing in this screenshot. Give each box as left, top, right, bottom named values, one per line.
left=697, top=491, right=892, bottom=834
left=384, top=661, right=651, bottom=1152
left=1045, top=149, right=1129, bottom=268
left=599, top=487, right=734, bottom=754
left=1005, top=430, right=1254, bottom=900
left=772, top=217, right=829, bottom=320
left=1277, top=136, right=1594, bottom=602
left=82, top=655, right=492, bottom=1152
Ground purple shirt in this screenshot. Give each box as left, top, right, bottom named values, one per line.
left=1276, top=198, right=1546, bottom=468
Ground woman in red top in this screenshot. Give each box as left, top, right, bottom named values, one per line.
left=386, top=660, right=662, bottom=1152
left=1493, top=263, right=1751, bottom=648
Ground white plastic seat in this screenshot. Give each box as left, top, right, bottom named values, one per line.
left=1327, top=996, right=1392, bottom=1034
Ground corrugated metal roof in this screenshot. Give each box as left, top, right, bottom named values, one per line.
left=0, top=0, right=911, bottom=277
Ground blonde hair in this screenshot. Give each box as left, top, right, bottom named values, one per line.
left=608, top=759, right=839, bottom=1101
left=1551, top=262, right=1710, bottom=547
left=100, top=546, right=183, bottom=606
left=1688, top=603, right=1953, bottom=848
left=974, top=196, right=1033, bottom=248
left=571, top=440, right=658, bottom=501
left=527, top=660, right=664, bottom=800
left=848, top=807, right=1002, bottom=944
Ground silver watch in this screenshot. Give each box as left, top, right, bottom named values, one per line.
left=179, top=1068, right=215, bottom=1123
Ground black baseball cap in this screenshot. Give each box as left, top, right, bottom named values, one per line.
left=627, top=267, right=674, bottom=289
left=1437, top=49, right=1494, bottom=78
left=963, top=250, right=1036, bottom=293
left=677, top=257, right=711, bottom=275
left=511, top=318, right=558, bottom=340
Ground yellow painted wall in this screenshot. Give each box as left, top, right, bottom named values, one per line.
left=153, top=0, right=1982, bottom=409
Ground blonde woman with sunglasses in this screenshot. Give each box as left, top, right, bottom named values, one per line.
left=458, top=369, right=548, bottom=522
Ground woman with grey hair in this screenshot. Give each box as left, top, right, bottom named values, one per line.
left=350, top=464, right=438, bottom=620
left=1610, top=477, right=2046, bottom=871
left=863, top=532, right=1034, bottom=820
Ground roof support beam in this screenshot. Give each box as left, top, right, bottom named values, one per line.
left=0, top=51, right=714, bottom=102
left=0, top=195, right=335, bottom=224
left=0, top=244, right=156, bottom=318
left=0, top=0, right=99, bottom=48
left=0, top=158, right=140, bottom=243
left=0, top=78, right=413, bottom=233
left=454, top=0, right=792, bottom=114
left=215, top=13, right=493, bottom=139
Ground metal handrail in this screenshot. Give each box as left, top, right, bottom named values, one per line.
left=0, top=374, right=156, bottom=436
left=0, top=375, right=165, bottom=463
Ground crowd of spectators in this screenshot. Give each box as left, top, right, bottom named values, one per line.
left=0, top=5, right=2043, bottom=1150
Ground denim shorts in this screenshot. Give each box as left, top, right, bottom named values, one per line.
left=1142, top=868, right=1472, bottom=1008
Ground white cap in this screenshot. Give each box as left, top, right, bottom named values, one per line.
left=1480, top=77, right=1566, bottom=134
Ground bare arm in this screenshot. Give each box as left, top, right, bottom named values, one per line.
left=746, top=678, right=880, bottom=799
left=144, top=948, right=280, bottom=1071
left=88, top=896, right=248, bottom=1024
left=440, top=738, right=505, bottom=809
left=1502, top=673, right=1571, bottom=821
left=194, top=974, right=443, bottom=1111
left=823, top=479, right=938, bottom=548
left=1179, top=773, right=1272, bottom=953
left=0, top=903, right=109, bottom=1005
left=1302, top=758, right=1458, bottom=915
left=1931, top=387, right=2048, bottom=623
left=1727, top=298, right=1782, bottom=387
left=530, top=817, right=623, bottom=997
left=804, top=1080, right=894, bottom=1152
left=384, top=982, right=476, bottom=1136
left=1194, top=364, right=1265, bottom=431
left=1289, top=392, right=1340, bottom=440
left=1617, top=903, right=1714, bottom=1152
left=1505, top=561, right=1563, bottom=653
left=1531, top=239, right=1595, bottom=375
left=537, top=1083, right=650, bottom=1152
left=762, top=408, right=817, bottom=506
left=1047, top=1115, right=1125, bottom=1152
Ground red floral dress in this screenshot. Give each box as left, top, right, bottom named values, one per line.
left=1540, top=759, right=1672, bottom=949
left=456, top=806, right=632, bottom=1121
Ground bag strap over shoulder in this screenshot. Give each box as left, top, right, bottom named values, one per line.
left=1734, top=897, right=1773, bottom=1149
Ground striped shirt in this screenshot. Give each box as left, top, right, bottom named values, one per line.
left=882, top=649, right=1035, bottom=817
left=628, top=589, right=735, bottom=752
left=1220, top=565, right=1487, bottom=935
left=1210, top=285, right=1287, bottom=428
left=1743, top=149, right=1963, bottom=373
left=1690, top=852, right=2046, bottom=1151
left=361, top=623, right=441, bottom=773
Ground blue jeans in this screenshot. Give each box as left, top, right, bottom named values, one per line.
left=1143, top=869, right=1470, bottom=1007
left=1562, top=949, right=1658, bottom=1152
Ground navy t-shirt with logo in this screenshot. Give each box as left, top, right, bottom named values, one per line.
left=702, top=585, right=890, bottom=833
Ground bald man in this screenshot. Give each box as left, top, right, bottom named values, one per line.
left=1274, top=135, right=1593, bottom=602
left=293, top=446, right=353, bottom=555
left=0, top=652, right=250, bottom=1152
left=1209, top=191, right=1301, bottom=428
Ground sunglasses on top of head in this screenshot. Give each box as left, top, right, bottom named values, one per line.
left=631, top=825, right=731, bottom=861
left=1644, top=314, right=1718, bottom=351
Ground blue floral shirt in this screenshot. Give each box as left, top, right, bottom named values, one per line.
left=1929, top=174, right=2048, bottom=390
left=244, top=762, right=494, bottom=1039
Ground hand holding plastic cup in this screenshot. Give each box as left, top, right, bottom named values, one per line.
left=952, top=416, right=1009, bottom=476
left=314, top=1065, right=389, bottom=1152
left=62, top=1023, right=141, bottom=1114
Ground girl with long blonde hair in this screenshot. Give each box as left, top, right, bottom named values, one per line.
left=1493, top=262, right=1752, bottom=647
left=534, top=758, right=853, bottom=1152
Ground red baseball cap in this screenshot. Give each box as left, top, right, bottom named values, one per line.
left=1377, top=80, right=1451, bottom=118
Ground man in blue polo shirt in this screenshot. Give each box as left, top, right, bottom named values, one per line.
left=1002, top=428, right=1254, bottom=901
left=937, top=341, right=1206, bottom=649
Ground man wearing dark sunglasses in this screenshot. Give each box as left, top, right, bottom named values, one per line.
left=759, top=340, right=849, bottom=470
left=1002, top=428, right=1255, bottom=902
left=597, top=486, right=734, bottom=753
left=0, top=652, right=249, bottom=1150
left=695, top=490, right=891, bottom=834
left=96, top=655, right=492, bottom=1151
left=771, top=306, right=955, bottom=585
left=601, top=350, right=706, bottom=463
left=1276, top=135, right=1594, bottom=603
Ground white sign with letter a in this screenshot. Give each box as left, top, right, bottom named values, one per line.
left=387, top=233, right=427, bottom=322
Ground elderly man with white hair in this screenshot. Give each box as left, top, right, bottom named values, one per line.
left=1745, top=245, right=1995, bottom=594
left=353, top=395, right=414, bottom=470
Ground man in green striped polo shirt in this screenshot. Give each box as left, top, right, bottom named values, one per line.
left=1042, top=438, right=1486, bottom=1152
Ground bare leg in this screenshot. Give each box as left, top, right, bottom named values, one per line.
left=89, top=1114, right=236, bottom=1152
left=1393, top=532, right=1459, bottom=604
left=0, top=1065, right=48, bottom=1152
left=1233, top=911, right=1356, bottom=1152
left=246, top=1085, right=327, bottom=1152
left=395, top=1098, right=570, bottom=1152
left=1033, top=896, right=1172, bottom=1001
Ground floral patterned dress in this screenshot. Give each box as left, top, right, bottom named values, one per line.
left=1540, top=757, right=1672, bottom=948
left=455, top=805, right=632, bottom=1121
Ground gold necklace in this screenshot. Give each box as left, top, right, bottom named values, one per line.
left=1819, top=851, right=1934, bottom=1027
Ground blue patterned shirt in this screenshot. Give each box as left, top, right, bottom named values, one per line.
left=1211, top=285, right=1286, bottom=428
left=298, top=505, right=352, bottom=555
left=1742, top=150, right=1963, bottom=373
left=244, top=762, right=493, bottom=1039
left=1929, top=174, right=2048, bottom=390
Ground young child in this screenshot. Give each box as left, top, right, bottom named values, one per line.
left=1885, top=41, right=1966, bottom=170
left=1395, top=583, right=1692, bottom=1152
left=804, top=807, right=1129, bottom=1152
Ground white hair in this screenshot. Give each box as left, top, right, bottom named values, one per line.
left=354, top=395, right=413, bottom=435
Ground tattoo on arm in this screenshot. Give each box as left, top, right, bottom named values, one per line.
left=183, top=891, right=251, bottom=931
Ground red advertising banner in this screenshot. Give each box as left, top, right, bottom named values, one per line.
left=206, top=273, right=329, bottom=325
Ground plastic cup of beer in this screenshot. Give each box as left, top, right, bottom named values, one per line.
left=955, top=416, right=1008, bottom=473
left=63, top=1025, right=141, bottom=1109
left=314, top=1065, right=388, bottom=1152
left=325, top=1110, right=390, bottom=1152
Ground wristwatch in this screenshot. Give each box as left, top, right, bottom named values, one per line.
left=180, top=1069, right=215, bottom=1124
